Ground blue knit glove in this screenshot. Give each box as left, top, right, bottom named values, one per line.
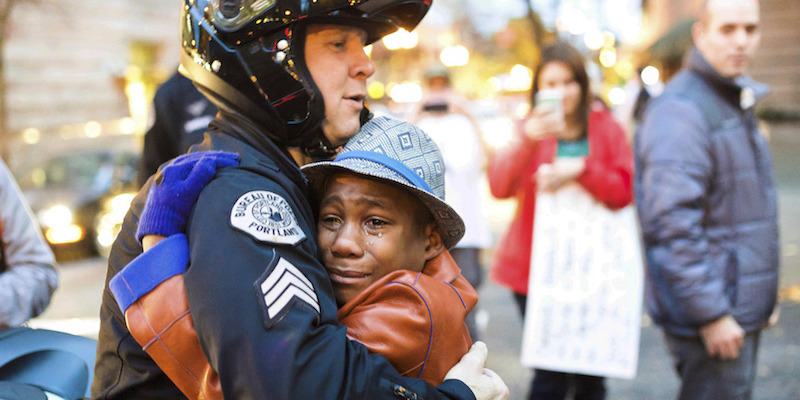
left=136, top=151, right=239, bottom=243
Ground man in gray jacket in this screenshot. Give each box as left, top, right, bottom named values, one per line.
left=634, top=0, right=779, bottom=399
left=0, top=159, right=58, bottom=329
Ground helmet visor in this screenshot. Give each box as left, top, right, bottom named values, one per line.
left=210, top=0, right=278, bottom=31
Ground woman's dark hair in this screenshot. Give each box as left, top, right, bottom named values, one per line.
left=531, top=41, right=591, bottom=134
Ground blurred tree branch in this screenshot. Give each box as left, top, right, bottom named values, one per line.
left=0, top=1, right=14, bottom=162
left=524, top=0, right=548, bottom=48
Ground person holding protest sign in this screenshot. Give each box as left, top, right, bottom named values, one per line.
left=487, top=41, right=634, bottom=400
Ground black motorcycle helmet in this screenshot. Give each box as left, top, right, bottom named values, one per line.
left=180, top=0, right=431, bottom=156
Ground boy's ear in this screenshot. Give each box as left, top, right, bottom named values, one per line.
left=423, top=222, right=445, bottom=261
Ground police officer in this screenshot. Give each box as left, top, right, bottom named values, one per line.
left=92, top=0, right=508, bottom=399
left=137, top=71, right=217, bottom=187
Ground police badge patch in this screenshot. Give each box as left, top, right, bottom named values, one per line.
left=231, top=190, right=306, bottom=245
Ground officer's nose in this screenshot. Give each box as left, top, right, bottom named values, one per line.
left=352, top=46, right=376, bottom=80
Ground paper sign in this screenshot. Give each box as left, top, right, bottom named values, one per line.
left=521, top=183, right=643, bottom=379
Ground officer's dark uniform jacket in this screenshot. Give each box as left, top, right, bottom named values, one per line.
left=92, top=113, right=475, bottom=400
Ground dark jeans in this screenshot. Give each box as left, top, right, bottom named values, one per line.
left=451, top=247, right=483, bottom=341
left=664, top=330, right=761, bottom=400
left=512, top=293, right=607, bottom=400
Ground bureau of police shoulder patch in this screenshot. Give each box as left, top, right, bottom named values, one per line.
left=230, top=190, right=306, bottom=245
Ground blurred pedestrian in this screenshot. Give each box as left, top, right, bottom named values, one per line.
left=634, top=0, right=778, bottom=399
left=413, top=65, right=491, bottom=340
left=616, top=66, right=664, bottom=128
left=136, top=70, right=217, bottom=187
left=616, top=19, right=693, bottom=131
left=488, top=41, right=634, bottom=400
left=0, top=158, right=58, bottom=330
left=92, top=0, right=507, bottom=399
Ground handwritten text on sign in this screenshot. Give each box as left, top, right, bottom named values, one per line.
left=521, top=183, right=643, bottom=379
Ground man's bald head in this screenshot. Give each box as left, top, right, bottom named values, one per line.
left=696, top=0, right=759, bottom=23
left=692, top=0, right=761, bottom=78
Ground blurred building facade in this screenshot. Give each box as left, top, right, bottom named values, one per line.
left=641, top=0, right=800, bottom=113
left=3, top=1, right=181, bottom=169
left=2, top=0, right=796, bottom=174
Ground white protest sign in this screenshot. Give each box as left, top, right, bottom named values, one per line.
left=521, top=182, right=643, bottom=379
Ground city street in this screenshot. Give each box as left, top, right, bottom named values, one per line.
left=28, top=121, right=800, bottom=399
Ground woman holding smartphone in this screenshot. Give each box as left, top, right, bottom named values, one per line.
left=487, top=41, right=634, bottom=400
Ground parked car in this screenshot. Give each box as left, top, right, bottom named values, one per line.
left=17, top=149, right=139, bottom=259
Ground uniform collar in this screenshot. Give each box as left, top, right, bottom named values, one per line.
left=196, top=115, right=307, bottom=189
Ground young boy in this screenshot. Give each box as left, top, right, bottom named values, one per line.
left=110, top=117, right=477, bottom=398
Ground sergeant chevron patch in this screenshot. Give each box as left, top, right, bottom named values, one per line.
left=255, top=257, right=320, bottom=329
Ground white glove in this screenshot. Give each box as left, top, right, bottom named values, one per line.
left=444, top=341, right=509, bottom=400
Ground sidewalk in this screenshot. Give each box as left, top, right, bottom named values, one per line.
left=479, top=277, right=800, bottom=400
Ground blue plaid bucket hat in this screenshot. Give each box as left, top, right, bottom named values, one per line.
left=301, top=116, right=466, bottom=249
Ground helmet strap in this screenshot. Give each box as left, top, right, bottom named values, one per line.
left=302, top=105, right=373, bottom=161
left=303, top=133, right=340, bottom=161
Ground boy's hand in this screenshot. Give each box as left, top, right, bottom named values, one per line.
left=136, top=151, right=239, bottom=243
left=444, top=341, right=509, bottom=400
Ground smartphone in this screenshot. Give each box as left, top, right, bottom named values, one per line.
left=422, top=102, right=449, bottom=112
left=535, top=89, right=564, bottom=120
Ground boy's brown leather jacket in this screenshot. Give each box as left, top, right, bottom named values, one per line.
left=120, top=248, right=476, bottom=399
left=339, top=249, right=478, bottom=385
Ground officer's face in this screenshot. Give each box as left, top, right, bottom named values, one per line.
left=693, top=0, right=760, bottom=79
left=317, top=173, right=441, bottom=305
left=305, top=24, right=375, bottom=149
